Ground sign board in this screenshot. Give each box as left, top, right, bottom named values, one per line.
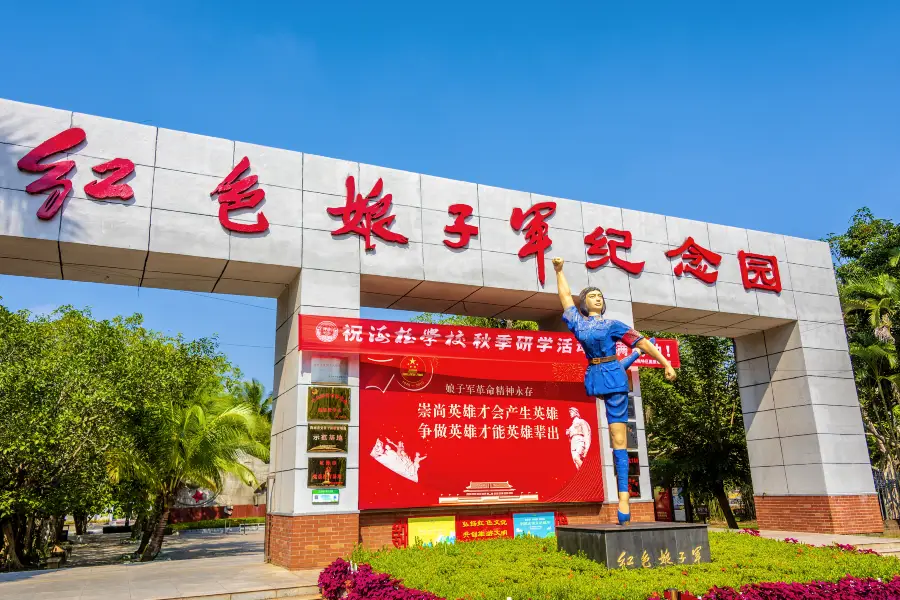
left=307, top=424, right=349, bottom=453
left=299, top=315, right=680, bottom=368
left=626, top=422, right=639, bottom=450
left=308, top=458, right=346, bottom=488
left=628, top=451, right=641, bottom=498
left=307, top=386, right=351, bottom=421
left=311, top=356, right=349, bottom=385
left=312, top=489, right=340, bottom=504
left=513, top=512, right=555, bottom=538
left=359, top=354, right=605, bottom=510
left=456, top=514, right=513, bottom=542
left=408, top=516, right=456, bottom=546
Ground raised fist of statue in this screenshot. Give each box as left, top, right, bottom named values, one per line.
left=552, top=257, right=564, bottom=272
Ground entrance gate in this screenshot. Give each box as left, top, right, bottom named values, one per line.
left=0, top=97, right=881, bottom=570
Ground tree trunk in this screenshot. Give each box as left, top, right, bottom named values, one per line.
left=74, top=512, right=87, bottom=536
left=1, top=519, right=24, bottom=570
left=22, top=516, right=35, bottom=559
left=140, top=501, right=170, bottom=562
left=131, top=514, right=145, bottom=542
left=713, top=482, right=738, bottom=529
left=683, top=485, right=695, bottom=523
left=50, top=515, right=65, bottom=543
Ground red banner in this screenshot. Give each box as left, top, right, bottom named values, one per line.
left=299, top=316, right=679, bottom=368
left=359, top=354, right=606, bottom=510
left=456, top=514, right=514, bottom=542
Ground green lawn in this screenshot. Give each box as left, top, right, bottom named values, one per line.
left=351, top=532, right=900, bottom=600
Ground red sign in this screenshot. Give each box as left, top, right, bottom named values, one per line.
left=359, top=354, right=605, bottom=509
left=17, top=128, right=85, bottom=220
left=665, top=237, right=722, bottom=284
left=510, top=202, right=556, bottom=285
left=584, top=226, right=645, bottom=275
left=456, top=514, right=514, bottom=542
left=210, top=156, right=269, bottom=233
left=299, top=315, right=680, bottom=368
left=444, top=203, right=478, bottom=249
left=328, top=176, right=408, bottom=250
left=738, top=251, right=782, bottom=293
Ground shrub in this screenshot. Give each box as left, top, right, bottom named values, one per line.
left=702, top=575, right=900, bottom=599
left=168, top=517, right=265, bottom=531
left=319, top=557, right=442, bottom=600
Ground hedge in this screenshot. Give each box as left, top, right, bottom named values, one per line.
left=168, top=517, right=265, bottom=531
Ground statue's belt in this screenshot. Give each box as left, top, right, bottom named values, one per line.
left=589, top=356, right=618, bottom=365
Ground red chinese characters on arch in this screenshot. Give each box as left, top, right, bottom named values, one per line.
left=209, top=156, right=269, bottom=234
left=328, top=176, right=408, bottom=250
left=19, top=128, right=138, bottom=219
left=738, top=251, right=782, bottom=293
left=17, top=128, right=85, bottom=220
left=665, top=237, right=722, bottom=284
left=510, top=202, right=556, bottom=286
left=584, top=226, right=644, bottom=275
left=444, top=203, right=478, bottom=249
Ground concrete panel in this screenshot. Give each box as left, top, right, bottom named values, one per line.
left=715, top=253, right=745, bottom=285
left=361, top=240, right=425, bottom=280
left=72, top=112, right=157, bottom=166
left=302, top=153, right=358, bottom=197
left=740, top=382, right=775, bottom=414
left=214, top=278, right=285, bottom=298
left=222, top=261, right=298, bottom=285
left=533, top=194, right=583, bottom=232
left=756, top=289, right=798, bottom=320
left=541, top=259, right=588, bottom=298
left=0, top=188, right=62, bottom=261
left=746, top=230, right=787, bottom=262
left=784, top=433, right=870, bottom=466
left=481, top=250, right=539, bottom=292
left=477, top=184, right=529, bottom=221
left=233, top=141, right=303, bottom=190
left=794, top=291, right=844, bottom=324
left=750, top=465, right=789, bottom=495
left=142, top=271, right=217, bottom=292
left=274, top=311, right=300, bottom=362
left=707, top=223, right=749, bottom=257
left=580, top=202, right=623, bottom=231
left=772, top=376, right=860, bottom=410
left=798, top=321, right=850, bottom=351
left=359, top=164, right=420, bottom=208
left=666, top=216, right=709, bottom=248
left=0, top=98, right=72, bottom=147
left=60, top=200, right=150, bottom=269
left=812, top=404, right=866, bottom=436
left=775, top=404, right=818, bottom=437
left=421, top=174, right=478, bottom=214
left=785, top=463, right=827, bottom=495
left=151, top=168, right=220, bottom=216
left=0, top=257, right=61, bottom=279
left=298, top=269, right=361, bottom=310
left=409, top=281, right=480, bottom=301
left=586, top=266, right=632, bottom=302
left=784, top=236, right=833, bottom=269
left=155, top=128, right=233, bottom=177
left=743, top=409, right=779, bottom=440
left=625, top=240, right=672, bottom=275
left=479, top=216, right=524, bottom=255
left=148, top=210, right=229, bottom=261
left=547, top=228, right=587, bottom=265
left=788, top=263, right=839, bottom=296
left=384, top=203, right=422, bottom=243
left=746, top=438, right=784, bottom=467
left=737, top=356, right=770, bottom=387
left=302, top=228, right=359, bottom=273
left=602, top=298, right=635, bottom=326
left=715, top=282, right=758, bottom=316
left=621, top=209, right=668, bottom=244
left=422, top=207, right=481, bottom=250
left=673, top=276, right=718, bottom=311
left=764, top=322, right=800, bottom=355
left=822, top=463, right=876, bottom=495
left=423, top=243, right=483, bottom=287
left=290, top=467, right=359, bottom=514
left=0, top=143, right=38, bottom=191
left=628, top=271, right=676, bottom=308
left=229, top=224, right=302, bottom=268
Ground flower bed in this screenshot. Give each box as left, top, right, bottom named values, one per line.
left=340, top=532, right=900, bottom=600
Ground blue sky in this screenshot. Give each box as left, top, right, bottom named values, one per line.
left=1, top=1, right=898, bottom=391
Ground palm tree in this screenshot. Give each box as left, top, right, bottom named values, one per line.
left=113, top=393, right=269, bottom=561
left=842, top=273, right=900, bottom=343
left=848, top=341, right=900, bottom=475
left=235, top=379, right=274, bottom=423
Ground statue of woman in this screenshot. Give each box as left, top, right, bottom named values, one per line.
left=552, top=257, right=676, bottom=525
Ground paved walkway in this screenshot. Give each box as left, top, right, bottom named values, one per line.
left=0, top=531, right=319, bottom=600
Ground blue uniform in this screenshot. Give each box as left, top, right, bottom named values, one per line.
left=562, top=305, right=643, bottom=424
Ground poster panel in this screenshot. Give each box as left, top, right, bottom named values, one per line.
left=307, top=424, right=349, bottom=453
left=628, top=451, right=641, bottom=498
left=408, top=515, right=456, bottom=546
left=359, top=355, right=605, bottom=510
left=513, top=512, right=555, bottom=538
left=456, top=514, right=514, bottom=542
left=307, top=457, right=346, bottom=488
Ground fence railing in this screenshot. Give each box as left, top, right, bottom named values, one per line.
left=873, top=469, right=900, bottom=520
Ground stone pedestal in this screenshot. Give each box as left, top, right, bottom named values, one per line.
left=556, top=522, right=710, bottom=569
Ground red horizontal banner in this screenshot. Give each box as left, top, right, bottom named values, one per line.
left=299, top=316, right=679, bottom=368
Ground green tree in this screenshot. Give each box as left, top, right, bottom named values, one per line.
left=412, top=313, right=537, bottom=330
left=640, top=335, right=750, bottom=529
left=234, top=378, right=274, bottom=423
